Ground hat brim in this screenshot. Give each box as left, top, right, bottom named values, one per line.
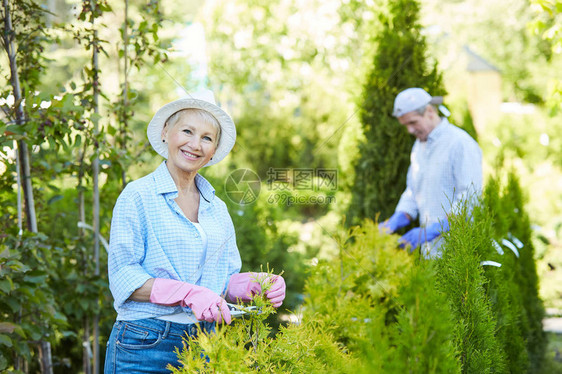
left=147, top=97, right=236, bottom=167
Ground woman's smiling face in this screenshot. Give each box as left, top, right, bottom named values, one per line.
left=162, top=110, right=218, bottom=176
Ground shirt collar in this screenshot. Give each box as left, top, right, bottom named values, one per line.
left=194, top=173, right=216, bottom=203
left=153, top=161, right=216, bottom=203
left=154, top=162, right=178, bottom=195
left=427, top=117, right=449, bottom=143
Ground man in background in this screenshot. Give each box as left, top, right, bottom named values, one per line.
left=379, top=87, right=482, bottom=258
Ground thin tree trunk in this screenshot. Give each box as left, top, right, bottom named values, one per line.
left=14, top=309, right=23, bottom=372
left=78, top=140, right=91, bottom=374
left=2, top=0, right=38, bottom=233
left=38, top=341, right=53, bottom=374
left=121, top=0, right=129, bottom=189
left=92, top=22, right=101, bottom=374
left=2, top=1, right=50, bottom=372
left=15, top=140, right=22, bottom=235
left=83, top=318, right=92, bottom=374
left=18, top=141, right=38, bottom=232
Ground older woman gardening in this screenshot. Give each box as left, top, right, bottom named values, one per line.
left=104, top=89, right=285, bottom=373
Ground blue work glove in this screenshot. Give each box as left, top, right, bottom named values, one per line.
left=399, top=220, right=450, bottom=250
left=379, top=212, right=411, bottom=234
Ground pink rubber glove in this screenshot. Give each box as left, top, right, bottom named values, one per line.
left=149, top=278, right=231, bottom=324
left=226, top=272, right=286, bottom=308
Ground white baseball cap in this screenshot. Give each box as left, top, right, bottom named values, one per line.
left=392, top=88, right=443, bottom=117
left=147, top=89, right=236, bottom=167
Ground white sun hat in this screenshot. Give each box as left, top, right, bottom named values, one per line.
left=147, top=89, right=236, bottom=167
left=392, top=87, right=444, bottom=117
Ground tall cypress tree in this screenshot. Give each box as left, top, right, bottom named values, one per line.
left=348, top=0, right=445, bottom=224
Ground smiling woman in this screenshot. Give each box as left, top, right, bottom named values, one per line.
left=103, top=89, right=287, bottom=373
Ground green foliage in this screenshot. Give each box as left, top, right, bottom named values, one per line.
left=479, top=179, right=529, bottom=374
left=173, top=221, right=464, bottom=373
left=387, top=261, right=460, bottom=373
left=171, top=275, right=356, bottom=373
left=0, top=232, right=69, bottom=372
left=450, top=102, right=478, bottom=142
left=0, top=167, right=115, bottom=372
left=0, top=0, right=167, bottom=370
left=529, top=0, right=562, bottom=118
left=0, top=1, right=552, bottom=372
left=200, top=0, right=369, bottom=183
left=502, top=172, right=546, bottom=372
left=153, top=173, right=546, bottom=374
left=433, top=170, right=547, bottom=373
left=304, top=221, right=460, bottom=372
left=0, top=0, right=50, bottom=95
left=172, top=314, right=357, bottom=373
left=435, top=204, right=508, bottom=373
left=348, top=0, right=445, bottom=224
left=109, top=0, right=168, bottom=187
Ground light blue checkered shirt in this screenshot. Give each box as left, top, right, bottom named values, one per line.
left=396, top=118, right=482, bottom=226
left=108, top=161, right=242, bottom=321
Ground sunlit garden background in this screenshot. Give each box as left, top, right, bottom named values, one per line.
left=1, top=0, right=562, bottom=373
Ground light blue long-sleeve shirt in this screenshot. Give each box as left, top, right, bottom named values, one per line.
left=395, top=118, right=482, bottom=226
left=108, top=161, right=241, bottom=321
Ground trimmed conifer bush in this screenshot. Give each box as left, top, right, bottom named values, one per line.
left=172, top=222, right=460, bottom=373
left=170, top=279, right=357, bottom=374
left=434, top=170, right=546, bottom=373
left=481, top=175, right=529, bottom=373
left=494, top=171, right=546, bottom=372
left=435, top=204, right=508, bottom=373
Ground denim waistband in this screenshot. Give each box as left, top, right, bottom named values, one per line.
left=117, top=318, right=210, bottom=338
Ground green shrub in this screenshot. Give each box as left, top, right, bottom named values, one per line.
left=434, top=170, right=547, bottom=373
left=0, top=231, right=69, bottom=372
left=171, top=277, right=356, bottom=374
left=501, top=172, right=546, bottom=372
left=387, top=261, right=460, bottom=373
left=171, top=173, right=545, bottom=374
left=481, top=175, right=529, bottom=373
left=304, top=221, right=459, bottom=373
left=172, top=221, right=460, bottom=373
left=435, top=205, right=508, bottom=373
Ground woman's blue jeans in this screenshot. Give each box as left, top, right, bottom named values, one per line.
left=104, top=318, right=214, bottom=373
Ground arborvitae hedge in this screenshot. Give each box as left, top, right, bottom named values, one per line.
left=433, top=169, right=546, bottom=373
left=484, top=171, right=546, bottom=372
left=348, top=0, right=445, bottom=224
left=173, top=172, right=545, bottom=374
left=435, top=204, right=508, bottom=373
left=481, top=177, right=529, bottom=373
